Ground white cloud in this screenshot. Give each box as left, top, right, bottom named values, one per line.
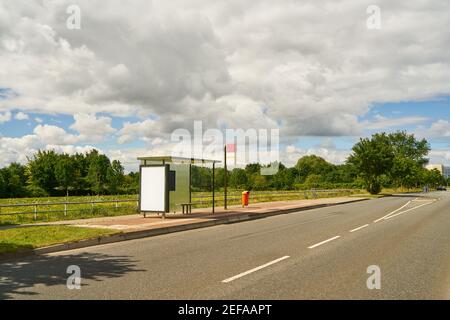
left=106, top=148, right=148, bottom=172
left=33, top=124, right=79, bottom=145
left=0, top=0, right=450, bottom=169
left=0, top=134, right=40, bottom=166
left=421, top=120, right=450, bottom=138
left=365, top=115, right=429, bottom=130
left=0, top=126, right=98, bottom=167
left=46, top=144, right=98, bottom=155
left=117, top=119, right=158, bottom=144
left=70, top=113, right=115, bottom=142
left=14, top=111, right=29, bottom=120
left=429, top=149, right=450, bottom=165
left=284, top=144, right=350, bottom=166
left=1, top=0, right=449, bottom=140
left=0, top=111, right=11, bottom=123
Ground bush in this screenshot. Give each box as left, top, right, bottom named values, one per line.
left=366, top=181, right=382, bottom=195
left=25, top=185, right=48, bottom=197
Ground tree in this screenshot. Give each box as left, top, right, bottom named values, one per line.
left=86, top=152, right=111, bottom=195
left=106, top=160, right=125, bottom=194
left=71, top=153, right=89, bottom=194
left=388, top=131, right=430, bottom=188
left=251, top=175, right=268, bottom=190
left=424, top=169, right=445, bottom=188
left=270, top=167, right=297, bottom=190
left=229, top=168, right=248, bottom=189
left=295, top=155, right=334, bottom=182
left=388, top=131, right=430, bottom=164
left=325, top=164, right=358, bottom=184
left=191, top=166, right=212, bottom=191
left=0, top=163, right=28, bottom=197
left=213, top=168, right=226, bottom=189
left=124, top=172, right=140, bottom=194
left=304, top=174, right=322, bottom=188
left=27, top=150, right=59, bottom=195
left=0, top=171, right=6, bottom=197
left=245, top=163, right=262, bottom=175
left=55, top=154, right=76, bottom=196
left=348, top=133, right=394, bottom=194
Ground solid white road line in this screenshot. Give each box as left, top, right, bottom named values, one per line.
left=383, top=201, right=435, bottom=220
left=221, top=256, right=290, bottom=283
left=308, top=236, right=341, bottom=249
left=373, top=200, right=411, bottom=223
left=349, top=224, right=369, bottom=233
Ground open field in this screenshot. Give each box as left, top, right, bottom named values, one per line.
left=0, top=195, right=139, bottom=225
left=0, top=188, right=423, bottom=225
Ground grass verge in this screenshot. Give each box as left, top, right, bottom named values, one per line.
left=0, top=225, right=119, bottom=255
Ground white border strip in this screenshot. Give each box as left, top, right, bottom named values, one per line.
left=374, top=200, right=411, bottom=223
left=383, top=201, right=435, bottom=220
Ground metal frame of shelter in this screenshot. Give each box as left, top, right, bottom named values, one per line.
left=137, top=156, right=221, bottom=214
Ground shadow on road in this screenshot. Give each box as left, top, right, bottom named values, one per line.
left=0, top=252, right=145, bottom=299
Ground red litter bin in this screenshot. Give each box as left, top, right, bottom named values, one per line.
left=242, top=191, right=250, bottom=207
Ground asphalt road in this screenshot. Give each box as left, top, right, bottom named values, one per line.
left=1, top=192, right=449, bottom=299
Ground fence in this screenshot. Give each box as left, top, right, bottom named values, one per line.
left=191, top=189, right=360, bottom=206
left=0, top=198, right=139, bottom=221
left=0, top=189, right=360, bottom=221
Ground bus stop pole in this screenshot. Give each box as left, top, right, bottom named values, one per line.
left=224, top=145, right=227, bottom=210
left=212, top=162, right=215, bottom=213
left=189, top=163, right=192, bottom=204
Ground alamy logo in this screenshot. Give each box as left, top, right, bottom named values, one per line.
left=66, top=5, right=81, bottom=30
left=366, top=5, right=381, bottom=30
left=366, top=265, right=381, bottom=290
left=66, top=265, right=81, bottom=290
left=171, top=121, right=280, bottom=175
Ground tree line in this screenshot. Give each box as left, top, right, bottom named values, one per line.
left=0, top=131, right=447, bottom=198
left=0, top=150, right=139, bottom=198
left=192, top=131, right=447, bottom=194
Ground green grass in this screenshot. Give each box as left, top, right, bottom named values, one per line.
left=0, top=195, right=139, bottom=225
left=0, top=225, right=119, bottom=255
left=0, top=194, right=137, bottom=205
left=2, top=191, right=360, bottom=225
left=191, top=189, right=362, bottom=208
left=0, top=187, right=421, bottom=225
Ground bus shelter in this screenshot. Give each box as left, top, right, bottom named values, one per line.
left=137, top=156, right=220, bottom=218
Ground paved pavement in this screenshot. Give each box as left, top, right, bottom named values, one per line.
left=10, top=197, right=366, bottom=231
left=1, top=192, right=449, bottom=299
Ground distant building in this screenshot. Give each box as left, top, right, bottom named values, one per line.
left=425, top=164, right=450, bottom=179
left=445, top=166, right=450, bottom=179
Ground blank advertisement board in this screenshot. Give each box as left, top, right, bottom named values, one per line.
left=139, top=165, right=168, bottom=212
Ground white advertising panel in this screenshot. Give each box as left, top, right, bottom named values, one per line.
left=140, top=166, right=167, bottom=212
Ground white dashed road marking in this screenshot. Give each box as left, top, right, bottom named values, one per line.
left=349, top=224, right=369, bottom=233
left=222, top=256, right=290, bottom=283
left=308, top=236, right=341, bottom=249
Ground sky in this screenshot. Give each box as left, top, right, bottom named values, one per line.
left=0, top=0, right=450, bottom=172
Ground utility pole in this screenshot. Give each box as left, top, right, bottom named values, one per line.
left=224, top=145, right=228, bottom=210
